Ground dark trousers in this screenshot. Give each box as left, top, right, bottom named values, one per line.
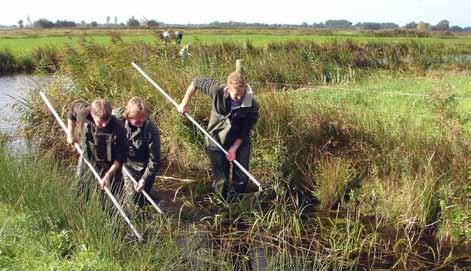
left=76, top=158, right=124, bottom=211
left=123, top=167, right=155, bottom=209
left=207, top=143, right=251, bottom=198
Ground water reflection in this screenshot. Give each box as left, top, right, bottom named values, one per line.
left=0, top=75, right=51, bottom=153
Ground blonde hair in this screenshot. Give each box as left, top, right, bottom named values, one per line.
left=226, top=71, right=246, bottom=91
left=91, top=98, right=112, bottom=121
left=125, top=97, right=149, bottom=118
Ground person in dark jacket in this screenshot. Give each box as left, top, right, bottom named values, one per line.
left=178, top=71, right=259, bottom=200
left=66, top=98, right=128, bottom=207
left=114, top=97, right=161, bottom=210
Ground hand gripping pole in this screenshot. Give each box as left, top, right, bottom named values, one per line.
left=38, top=91, right=143, bottom=242
left=131, top=62, right=263, bottom=191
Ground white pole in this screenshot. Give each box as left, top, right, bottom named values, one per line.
left=38, top=91, right=144, bottom=242
left=122, top=165, right=164, bottom=214
left=131, top=62, right=263, bottom=191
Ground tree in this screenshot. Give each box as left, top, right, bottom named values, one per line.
left=417, top=21, right=429, bottom=31
left=55, top=20, right=76, bottom=28
left=325, top=20, right=352, bottom=29
left=145, top=20, right=159, bottom=27
left=435, top=19, right=450, bottom=31
left=450, top=25, right=463, bottom=32
left=90, top=21, right=98, bottom=28
left=356, top=22, right=381, bottom=30
left=33, top=18, right=54, bottom=28
left=404, top=21, right=417, bottom=29
left=127, top=16, right=140, bottom=27
left=18, top=19, right=24, bottom=29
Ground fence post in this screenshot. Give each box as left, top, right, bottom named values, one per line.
left=236, top=59, right=244, bottom=74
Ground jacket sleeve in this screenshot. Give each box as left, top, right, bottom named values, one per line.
left=112, top=122, right=128, bottom=165
left=192, top=76, right=221, bottom=100
left=141, top=121, right=161, bottom=186
left=238, top=99, right=259, bottom=143
left=68, top=100, right=84, bottom=121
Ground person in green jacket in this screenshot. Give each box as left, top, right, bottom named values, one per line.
left=114, top=97, right=161, bottom=211
left=178, top=71, right=259, bottom=200
left=66, top=98, right=128, bottom=207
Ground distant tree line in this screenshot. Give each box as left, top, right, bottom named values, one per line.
left=3, top=17, right=471, bottom=32
left=204, top=19, right=471, bottom=32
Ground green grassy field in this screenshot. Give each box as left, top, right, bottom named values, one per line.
left=2, top=28, right=471, bottom=56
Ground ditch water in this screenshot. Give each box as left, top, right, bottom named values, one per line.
left=0, top=74, right=53, bottom=152
left=0, top=75, right=33, bottom=152
left=456, top=54, right=471, bottom=63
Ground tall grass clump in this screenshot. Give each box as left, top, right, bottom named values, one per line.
left=0, top=144, right=250, bottom=270
left=30, top=45, right=61, bottom=74
left=0, top=49, right=17, bottom=75
left=0, top=46, right=60, bottom=76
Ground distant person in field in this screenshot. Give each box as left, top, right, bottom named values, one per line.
left=178, top=72, right=259, bottom=200
left=174, top=31, right=183, bottom=45
left=160, top=30, right=171, bottom=44
left=113, top=97, right=161, bottom=212
left=179, top=44, right=190, bottom=59
left=159, top=30, right=183, bottom=45
left=67, top=98, right=128, bottom=207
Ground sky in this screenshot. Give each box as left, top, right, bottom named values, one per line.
left=0, top=0, right=469, bottom=27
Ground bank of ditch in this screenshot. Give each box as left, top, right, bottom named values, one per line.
left=6, top=38, right=471, bottom=269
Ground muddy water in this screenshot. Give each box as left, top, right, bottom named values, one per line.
left=0, top=75, right=30, bottom=152
left=0, top=75, right=52, bottom=152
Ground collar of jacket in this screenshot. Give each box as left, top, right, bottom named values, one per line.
left=223, top=84, right=254, bottom=108
left=125, top=120, right=142, bottom=142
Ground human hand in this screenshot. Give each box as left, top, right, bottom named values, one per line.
left=100, top=173, right=111, bottom=190
left=66, top=132, right=78, bottom=145
left=134, top=179, right=145, bottom=193
left=225, top=146, right=238, bottom=161
left=177, top=102, right=189, bottom=115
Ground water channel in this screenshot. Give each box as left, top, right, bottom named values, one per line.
left=0, top=75, right=36, bottom=152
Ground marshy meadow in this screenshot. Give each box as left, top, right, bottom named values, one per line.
left=1, top=28, right=471, bottom=270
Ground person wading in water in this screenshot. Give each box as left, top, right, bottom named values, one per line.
left=67, top=98, right=128, bottom=210
left=178, top=72, right=259, bottom=201
left=113, top=97, right=161, bottom=214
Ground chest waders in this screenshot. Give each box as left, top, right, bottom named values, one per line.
left=125, top=119, right=150, bottom=160
left=38, top=90, right=143, bottom=242
left=76, top=122, right=114, bottom=184
left=85, top=122, right=114, bottom=165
